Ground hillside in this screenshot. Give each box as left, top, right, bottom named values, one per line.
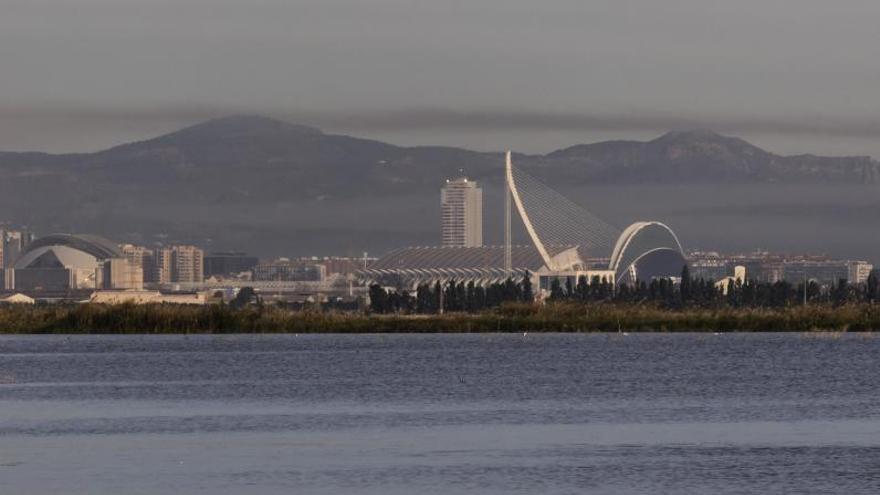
left=0, top=116, right=877, bottom=256
left=539, top=130, right=879, bottom=184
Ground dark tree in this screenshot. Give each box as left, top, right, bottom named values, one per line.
left=616, top=283, right=632, bottom=302
left=444, top=280, right=459, bottom=312
left=832, top=278, right=852, bottom=306
left=549, top=278, right=564, bottom=301
left=680, top=265, right=692, bottom=304
left=231, top=286, right=258, bottom=309
left=368, top=284, right=389, bottom=313
left=807, top=280, right=821, bottom=303
left=599, top=277, right=613, bottom=301
left=433, top=281, right=443, bottom=311
left=503, top=278, right=521, bottom=302
left=521, top=271, right=534, bottom=302
left=465, top=281, right=477, bottom=312
left=564, top=277, right=574, bottom=299
left=868, top=273, right=879, bottom=303
left=726, top=279, right=739, bottom=307
left=416, top=284, right=435, bottom=313
left=474, top=285, right=487, bottom=311
left=575, top=275, right=589, bottom=301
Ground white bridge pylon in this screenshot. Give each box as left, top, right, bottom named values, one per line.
left=504, top=151, right=621, bottom=271
left=506, top=151, right=555, bottom=270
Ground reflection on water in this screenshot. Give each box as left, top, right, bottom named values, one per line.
left=1, top=333, right=879, bottom=494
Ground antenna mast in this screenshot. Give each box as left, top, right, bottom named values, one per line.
left=504, top=151, right=512, bottom=278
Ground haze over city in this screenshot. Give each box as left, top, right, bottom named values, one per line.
left=4, top=0, right=880, bottom=157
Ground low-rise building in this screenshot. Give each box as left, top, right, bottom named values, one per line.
left=319, top=256, right=375, bottom=276
left=204, top=252, right=258, bottom=278
left=0, top=293, right=35, bottom=305
left=848, top=261, right=874, bottom=285
left=254, top=258, right=326, bottom=282
left=715, top=266, right=747, bottom=295
left=101, top=258, right=144, bottom=290
left=689, top=251, right=874, bottom=287
left=89, top=290, right=210, bottom=305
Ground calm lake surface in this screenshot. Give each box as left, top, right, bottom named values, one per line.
left=2, top=333, right=880, bottom=494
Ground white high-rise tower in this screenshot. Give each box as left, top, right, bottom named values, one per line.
left=441, top=177, right=483, bottom=247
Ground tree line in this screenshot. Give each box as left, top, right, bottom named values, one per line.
left=369, top=273, right=533, bottom=314
left=368, top=266, right=880, bottom=314
left=550, top=266, right=880, bottom=308
left=5, top=300, right=880, bottom=333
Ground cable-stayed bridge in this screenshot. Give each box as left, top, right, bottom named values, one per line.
left=504, top=151, right=684, bottom=283
left=362, top=153, right=687, bottom=290
left=504, top=151, right=621, bottom=271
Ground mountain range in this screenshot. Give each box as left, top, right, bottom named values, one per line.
left=0, top=115, right=877, bottom=257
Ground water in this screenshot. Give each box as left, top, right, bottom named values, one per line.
left=1, top=333, right=879, bottom=494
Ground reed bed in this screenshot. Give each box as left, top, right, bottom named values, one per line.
left=1, top=301, right=880, bottom=334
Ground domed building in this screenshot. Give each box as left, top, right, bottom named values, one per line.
left=9, top=234, right=142, bottom=292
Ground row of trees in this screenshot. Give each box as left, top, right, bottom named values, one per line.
left=369, top=267, right=880, bottom=314
left=369, top=273, right=533, bottom=314
left=546, top=275, right=615, bottom=302
left=547, top=266, right=880, bottom=308
left=718, top=276, right=880, bottom=308
left=7, top=300, right=880, bottom=333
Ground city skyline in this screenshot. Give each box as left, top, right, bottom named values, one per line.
left=5, top=3, right=880, bottom=493
left=1, top=116, right=878, bottom=265
left=0, top=163, right=873, bottom=301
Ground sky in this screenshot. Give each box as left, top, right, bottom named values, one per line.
left=3, top=0, right=880, bottom=156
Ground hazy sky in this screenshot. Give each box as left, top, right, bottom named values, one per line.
left=3, top=0, right=880, bottom=156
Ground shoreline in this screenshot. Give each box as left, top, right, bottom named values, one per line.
left=1, top=302, right=880, bottom=334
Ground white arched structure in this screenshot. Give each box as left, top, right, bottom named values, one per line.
left=609, top=221, right=686, bottom=284
left=503, top=152, right=688, bottom=288
left=11, top=234, right=125, bottom=291
left=506, top=151, right=557, bottom=269
left=505, top=152, right=620, bottom=271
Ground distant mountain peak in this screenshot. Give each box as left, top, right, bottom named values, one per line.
left=646, top=129, right=765, bottom=158
left=161, top=115, right=323, bottom=141
left=652, top=129, right=732, bottom=143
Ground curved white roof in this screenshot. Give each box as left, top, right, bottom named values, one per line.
left=12, top=234, right=122, bottom=270
left=609, top=221, right=686, bottom=283
left=13, top=245, right=103, bottom=271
